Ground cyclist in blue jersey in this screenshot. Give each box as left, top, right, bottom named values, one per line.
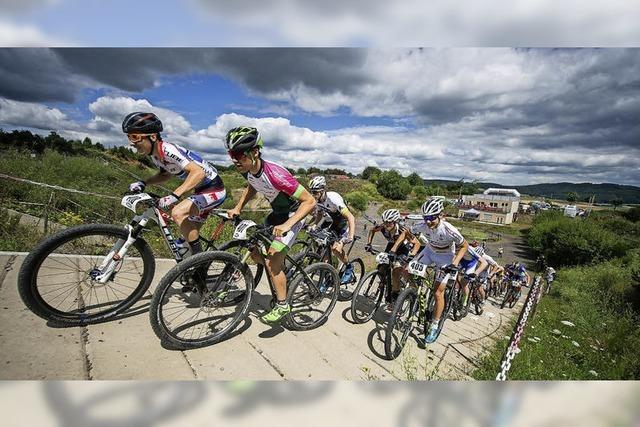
left=123, top=112, right=226, bottom=256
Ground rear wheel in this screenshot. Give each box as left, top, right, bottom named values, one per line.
left=350, top=270, right=384, bottom=323
left=218, top=239, right=264, bottom=288
left=384, top=286, right=418, bottom=360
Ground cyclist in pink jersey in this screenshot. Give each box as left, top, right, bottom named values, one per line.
left=225, top=126, right=316, bottom=324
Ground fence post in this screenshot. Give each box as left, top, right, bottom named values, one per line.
left=43, top=191, right=54, bottom=234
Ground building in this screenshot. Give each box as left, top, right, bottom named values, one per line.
left=457, top=188, right=521, bottom=225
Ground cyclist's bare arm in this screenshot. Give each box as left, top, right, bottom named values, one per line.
left=281, top=188, right=316, bottom=231
left=172, top=162, right=206, bottom=197
left=452, top=239, right=468, bottom=266
left=366, top=226, right=380, bottom=245
left=341, top=207, right=356, bottom=240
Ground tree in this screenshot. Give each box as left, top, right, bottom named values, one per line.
left=296, top=167, right=306, bottom=175
left=566, top=192, right=578, bottom=203
left=377, top=169, right=412, bottom=200
left=413, top=185, right=427, bottom=199
left=426, top=184, right=445, bottom=197
left=361, top=166, right=381, bottom=181
left=611, top=198, right=624, bottom=211
left=406, top=172, right=423, bottom=186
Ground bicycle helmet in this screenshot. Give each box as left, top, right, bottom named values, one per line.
left=122, top=112, right=163, bottom=134
left=225, top=126, right=263, bottom=152
left=309, top=176, right=326, bottom=191
left=381, top=209, right=401, bottom=223
left=421, top=197, right=444, bottom=216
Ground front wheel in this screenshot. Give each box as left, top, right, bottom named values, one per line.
left=384, top=286, right=418, bottom=360
left=500, top=288, right=512, bottom=309
left=149, top=251, right=253, bottom=349
left=285, top=262, right=339, bottom=331
left=218, top=239, right=264, bottom=288
left=350, top=270, right=384, bottom=324
left=509, top=288, right=521, bottom=308
left=18, top=224, right=155, bottom=326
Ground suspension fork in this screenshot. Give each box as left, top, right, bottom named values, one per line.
left=95, top=218, right=150, bottom=283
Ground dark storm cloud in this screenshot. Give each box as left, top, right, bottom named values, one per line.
left=0, top=49, right=85, bottom=102
left=0, top=48, right=368, bottom=103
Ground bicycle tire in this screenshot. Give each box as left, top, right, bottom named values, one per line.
left=285, top=262, right=339, bottom=331
left=350, top=269, right=384, bottom=324
left=384, top=286, right=418, bottom=360
left=501, top=288, right=512, bottom=309
left=18, top=223, right=155, bottom=326
left=509, top=289, right=521, bottom=308
left=149, top=251, right=253, bottom=349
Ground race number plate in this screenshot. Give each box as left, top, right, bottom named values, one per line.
left=233, top=220, right=256, bottom=240
left=407, top=260, right=428, bottom=278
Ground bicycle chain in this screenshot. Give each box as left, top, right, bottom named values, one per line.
left=496, top=276, right=542, bottom=381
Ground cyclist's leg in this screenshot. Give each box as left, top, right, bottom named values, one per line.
left=178, top=187, right=227, bottom=254
left=261, top=215, right=303, bottom=323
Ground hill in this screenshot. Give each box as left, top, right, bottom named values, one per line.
left=423, top=179, right=640, bottom=204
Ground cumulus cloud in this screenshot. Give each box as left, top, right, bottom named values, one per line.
left=0, top=98, right=76, bottom=130
left=192, top=0, right=640, bottom=46
left=3, top=94, right=638, bottom=185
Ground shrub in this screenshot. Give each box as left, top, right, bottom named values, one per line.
left=528, top=211, right=635, bottom=267
left=345, top=191, right=368, bottom=211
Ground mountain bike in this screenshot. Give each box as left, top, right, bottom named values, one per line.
left=469, top=275, right=485, bottom=315
left=384, top=262, right=462, bottom=359
left=291, top=227, right=364, bottom=301
left=17, top=192, right=234, bottom=326
left=149, top=216, right=340, bottom=349
left=500, top=276, right=523, bottom=309
left=350, top=247, right=395, bottom=323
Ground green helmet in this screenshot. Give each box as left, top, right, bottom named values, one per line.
left=225, top=126, right=264, bottom=152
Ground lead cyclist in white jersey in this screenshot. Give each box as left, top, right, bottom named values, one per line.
left=307, top=176, right=356, bottom=284
left=411, top=197, right=485, bottom=343
left=225, top=126, right=316, bottom=325
left=123, top=112, right=226, bottom=257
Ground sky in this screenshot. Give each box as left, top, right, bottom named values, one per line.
left=0, top=3, right=639, bottom=187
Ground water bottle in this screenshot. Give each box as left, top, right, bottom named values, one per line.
left=175, top=238, right=191, bottom=259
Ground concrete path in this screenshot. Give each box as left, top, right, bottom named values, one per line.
left=0, top=250, right=521, bottom=380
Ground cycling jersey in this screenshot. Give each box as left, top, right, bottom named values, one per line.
left=412, top=219, right=464, bottom=253
left=244, top=159, right=305, bottom=251
left=316, top=191, right=349, bottom=233
left=473, top=245, right=485, bottom=257
left=152, top=140, right=226, bottom=219
left=153, top=140, right=223, bottom=191
left=373, top=222, right=407, bottom=244
left=245, top=159, right=304, bottom=214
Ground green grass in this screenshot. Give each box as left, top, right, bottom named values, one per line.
left=473, top=254, right=640, bottom=380
left=0, top=209, right=45, bottom=251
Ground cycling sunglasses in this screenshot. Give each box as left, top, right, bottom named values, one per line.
left=228, top=150, right=248, bottom=161
left=127, top=133, right=152, bottom=143
left=423, top=214, right=439, bottom=222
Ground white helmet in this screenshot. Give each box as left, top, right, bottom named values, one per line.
left=381, top=208, right=401, bottom=223
left=309, top=176, right=326, bottom=191
left=421, top=197, right=444, bottom=216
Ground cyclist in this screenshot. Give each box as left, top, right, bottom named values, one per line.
left=506, top=261, right=531, bottom=287
left=123, top=112, right=226, bottom=257
left=224, top=126, right=316, bottom=324
left=307, top=176, right=356, bottom=284
left=411, top=197, right=476, bottom=343
left=457, top=241, right=489, bottom=313
left=364, top=208, right=421, bottom=309
left=470, top=240, right=503, bottom=299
